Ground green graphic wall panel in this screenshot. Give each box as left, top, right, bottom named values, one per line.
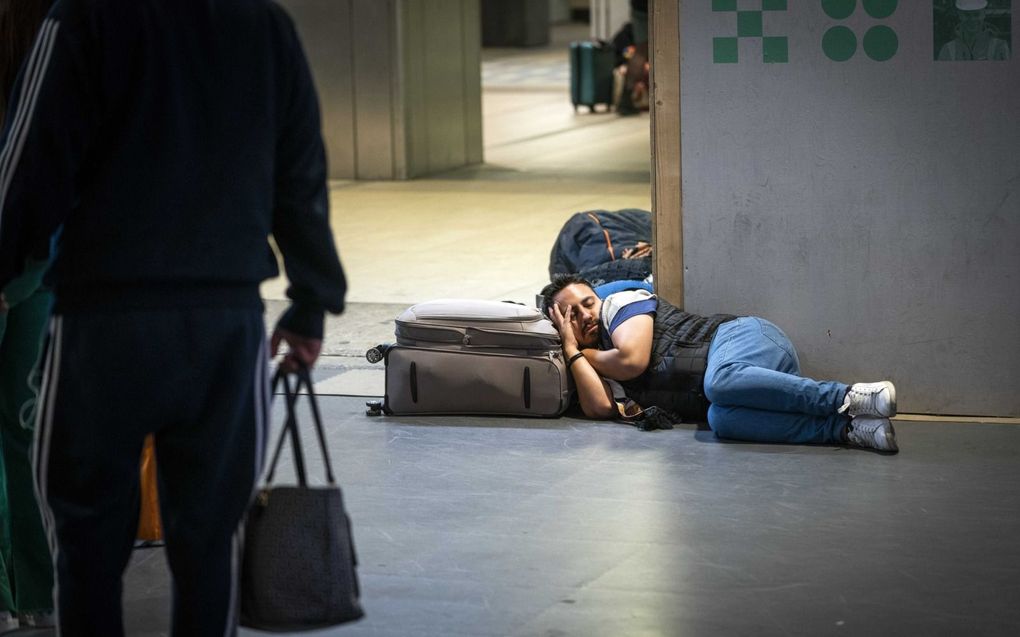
left=712, top=0, right=789, bottom=63
left=711, top=0, right=912, bottom=63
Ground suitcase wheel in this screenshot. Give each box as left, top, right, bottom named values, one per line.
left=365, top=400, right=383, bottom=417
left=365, top=343, right=392, bottom=364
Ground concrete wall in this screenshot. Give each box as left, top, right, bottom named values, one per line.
left=677, top=1, right=1019, bottom=416
left=591, top=0, right=631, bottom=40
left=550, top=0, right=572, bottom=24
left=482, top=0, right=550, bottom=47
left=400, top=0, right=484, bottom=177
left=278, top=0, right=482, bottom=179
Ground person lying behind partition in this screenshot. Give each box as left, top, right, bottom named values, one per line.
left=539, top=274, right=899, bottom=451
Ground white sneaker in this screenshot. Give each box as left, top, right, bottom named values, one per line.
left=839, top=381, right=897, bottom=418
left=846, top=416, right=899, bottom=452
left=18, top=610, right=55, bottom=627
left=0, top=610, right=18, bottom=633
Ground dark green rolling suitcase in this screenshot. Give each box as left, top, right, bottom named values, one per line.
left=569, top=40, right=615, bottom=112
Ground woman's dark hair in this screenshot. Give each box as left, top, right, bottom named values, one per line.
left=538, top=273, right=593, bottom=318
left=0, top=0, right=53, bottom=120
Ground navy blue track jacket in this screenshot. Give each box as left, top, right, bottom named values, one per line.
left=0, top=0, right=346, bottom=338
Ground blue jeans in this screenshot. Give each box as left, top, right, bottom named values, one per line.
left=703, top=317, right=849, bottom=444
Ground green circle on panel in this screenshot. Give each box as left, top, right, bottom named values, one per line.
left=823, top=26, right=857, bottom=61
left=863, top=25, right=898, bottom=61
left=862, top=0, right=897, bottom=19
left=821, top=0, right=856, bottom=20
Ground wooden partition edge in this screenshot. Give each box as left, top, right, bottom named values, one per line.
left=649, top=0, right=683, bottom=308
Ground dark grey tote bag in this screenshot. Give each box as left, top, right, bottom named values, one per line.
left=240, top=367, right=364, bottom=631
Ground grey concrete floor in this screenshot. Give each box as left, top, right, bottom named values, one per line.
left=121, top=396, right=1020, bottom=637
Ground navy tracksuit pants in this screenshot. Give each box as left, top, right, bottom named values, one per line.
left=32, top=307, right=269, bottom=637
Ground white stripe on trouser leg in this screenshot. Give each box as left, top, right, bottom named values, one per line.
left=32, top=316, right=62, bottom=544
left=31, top=315, right=63, bottom=635
left=245, top=337, right=269, bottom=503
left=0, top=20, right=60, bottom=221
left=222, top=526, right=241, bottom=637
left=230, top=335, right=270, bottom=634
left=254, top=337, right=269, bottom=482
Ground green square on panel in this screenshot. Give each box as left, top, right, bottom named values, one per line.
left=737, top=11, right=763, bottom=37
left=762, top=0, right=787, bottom=10
left=763, top=36, right=788, bottom=63
left=712, top=0, right=737, bottom=11
left=714, top=37, right=739, bottom=63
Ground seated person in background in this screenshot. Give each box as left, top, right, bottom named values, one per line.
left=618, top=0, right=650, bottom=115
left=540, top=275, right=899, bottom=452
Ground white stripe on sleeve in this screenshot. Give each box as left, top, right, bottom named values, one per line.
left=0, top=19, right=60, bottom=232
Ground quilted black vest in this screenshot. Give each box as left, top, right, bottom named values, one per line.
left=619, top=298, right=736, bottom=422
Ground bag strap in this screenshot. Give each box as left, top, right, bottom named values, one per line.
left=297, top=365, right=337, bottom=485
left=585, top=211, right=616, bottom=261
left=265, top=370, right=306, bottom=486
left=263, top=366, right=336, bottom=487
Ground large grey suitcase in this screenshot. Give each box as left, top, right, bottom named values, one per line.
left=375, top=299, right=572, bottom=417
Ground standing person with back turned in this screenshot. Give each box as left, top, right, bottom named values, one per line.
left=0, top=1, right=347, bottom=636
left=0, top=1, right=56, bottom=631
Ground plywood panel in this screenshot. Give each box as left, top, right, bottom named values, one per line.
left=650, top=0, right=683, bottom=307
